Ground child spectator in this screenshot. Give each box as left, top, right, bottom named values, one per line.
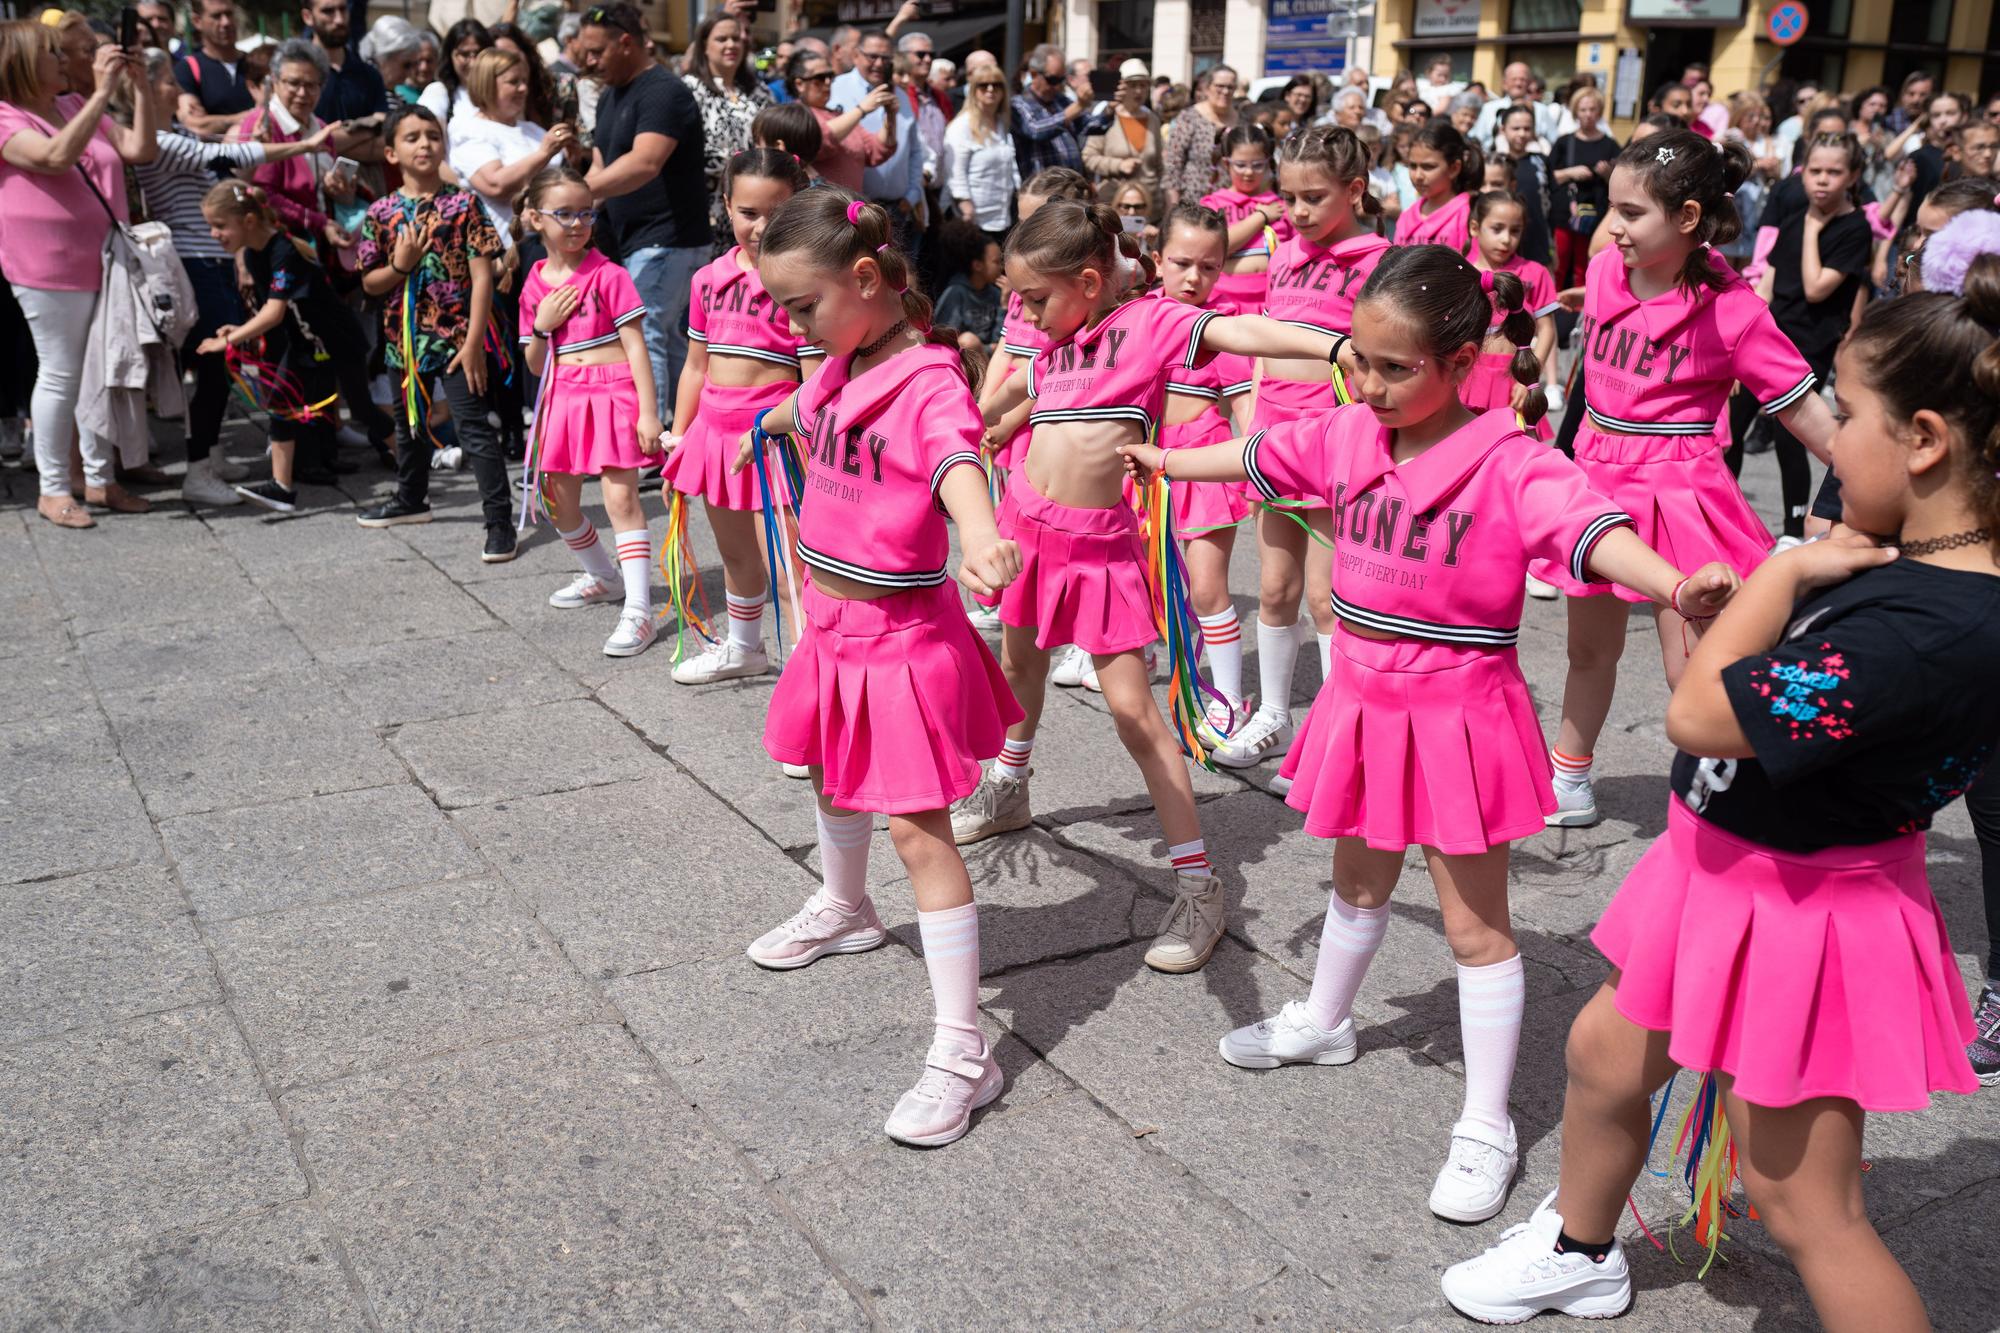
left=931, top=218, right=1005, bottom=350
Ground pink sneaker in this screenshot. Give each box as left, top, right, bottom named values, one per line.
left=884, top=1043, right=1003, bottom=1147
left=745, top=893, right=887, bottom=970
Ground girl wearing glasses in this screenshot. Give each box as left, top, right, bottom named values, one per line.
left=1202, top=122, right=1290, bottom=311
left=515, top=166, right=666, bottom=658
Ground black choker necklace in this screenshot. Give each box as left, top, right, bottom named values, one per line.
left=1893, top=527, right=1992, bottom=556
left=857, top=319, right=910, bottom=359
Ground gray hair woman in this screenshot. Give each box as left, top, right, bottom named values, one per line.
left=361, top=16, right=427, bottom=104
left=226, top=39, right=348, bottom=251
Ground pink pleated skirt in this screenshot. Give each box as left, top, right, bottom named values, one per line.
left=764, top=580, right=1024, bottom=814
left=1280, top=628, right=1555, bottom=854
left=659, top=378, right=795, bottom=511
left=538, top=362, right=648, bottom=475
left=991, top=468, right=1158, bottom=655
left=1248, top=375, right=1342, bottom=510
left=1530, top=425, right=1769, bottom=601
left=1594, top=800, right=1977, bottom=1112
left=1211, top=267, right=1270, bottom=312
left=1461, top=352, right=1553, bottom=442
left=1157, top=413, right=1251, bottom=534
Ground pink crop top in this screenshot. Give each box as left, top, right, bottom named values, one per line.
left=1201, top=188, right=1295, bottom=259
left=1577, top=247, right=1815, bottom=436
left=1393, top=190, right=1472, bottom=254
left=998, top=289, right=1051, bottom=361
left=1161, top=293, right=1253, bottom=403
left=1025, top=294, right=1218, bottom=439
left=689, top=246, right=821, bottom=370
left=517, top=250, right=645, bottom=354
left=1244, top=405, right=1634, bottom=647
left=1264, top=231, right=1392, bottom=335
left=791, top=343, right=987, bottom=589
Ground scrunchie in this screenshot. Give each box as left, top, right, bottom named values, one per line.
left=1478, top=269, right=1497, bottom=295
left=845, top=200, right=867, bottom=225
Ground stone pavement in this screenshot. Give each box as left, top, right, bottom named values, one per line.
left=1, top=424, right=1994, bottom=1332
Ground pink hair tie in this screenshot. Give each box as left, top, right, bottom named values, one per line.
left=845, top=200, right=867, bottom=224
left=1478, top=270, right=1497, bottom=294
left=876, top=243, right=890, bottom=254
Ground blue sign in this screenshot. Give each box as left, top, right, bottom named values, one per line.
left=1264, top=45, right=1347, bottom=75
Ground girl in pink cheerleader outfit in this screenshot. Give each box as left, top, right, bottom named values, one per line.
left=963, top=199, right=1341, bottom=977
left=516, top=167, right=665, bottom=659
left=1119, top=245, right=1738, bottom=1226
left=739, top=189, right=1024, bottom=1149
left=1201, top=122, right=1292, bottom=313
left=1443, top=286, right=2000, bottom=1329
left=1541, top=131, right=1836, bottom=831
left=1214, top=125, right=1390, bottom=776
left=1463, top=189, right=1560, bottom=442
left=1392, top=120, right=1481, bottom=255
left=660, top=149, right=820, bottom=686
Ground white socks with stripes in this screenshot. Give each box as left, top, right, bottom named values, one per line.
left=814, top=807, right=873, bottom=915
left=613, top=530, right=650, bottom=617
left=1167, top=838, right=1212, bottom=880
left=1198, top=608, right=1243, bottom=704
left=1304, top=893, right=1389, bottom=1031
left=1456, top=954, right=1525, bottom=1140
left=1255, top=618, right=1301, bottom=725
left=918, top=902, right=985, bottom=1057
left=994, top=734, right=1033, bottom=780
left=559, top=521, right=617, bottom=583
left=726, top=591, right=765, bottom=652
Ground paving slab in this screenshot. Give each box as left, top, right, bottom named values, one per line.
left=264, top=557, right=499, bottom=654
left=0, top=1006, right=305, bottom=1275
left=0, top=865, right=216, bottom=1045
left=0, top=649, right=88, bottom=725
left=75, top=606, right=314, bottom=695
left=287, top=1026, right=866, bottom=1331
left=0, top=712, right=157, bottom=885
left=390, top=697, right=660, bottom=808
left=320, top=627, right=584, bottom=726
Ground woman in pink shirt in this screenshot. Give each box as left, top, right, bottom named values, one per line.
left=0, top=21, right=157, bottom=527
left=1541, top=131, right=1835, bottom=830
left=783, top=50, right=894, bottom=194
left=736, top=189, right=1023, bottom=1151
left=1119, top=246, right=1737, bottom=1226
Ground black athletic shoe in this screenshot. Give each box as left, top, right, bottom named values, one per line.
left=482, top=524, right=519, bottom=563
left=1969, top=985, right=2000, bottom=1087
left=234, top=479, right=298, bottom=513
left=356, top=498, right=434, bottom=528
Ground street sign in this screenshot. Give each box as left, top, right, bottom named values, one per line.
left=1766, top=2, right=1808, bottom=45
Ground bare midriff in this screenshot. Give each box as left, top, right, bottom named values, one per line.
left=706, top=348, right=806, bottom=389
left=806, top=567, right=902, bottom=602
left=554, top=343, right=633, bottom=368
left=1023, top=418, right=1144, bottom=509
left=1222, top=251, right=1270, bottom=275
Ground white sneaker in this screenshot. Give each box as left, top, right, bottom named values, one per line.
left=965, top=601, right=1002, bottom=631
left=1211, top=707, right=1294, bottom=770
left=1770, top=534, right=1805, bottom=555
left=1198, top=694, right=1255, bottom=747
left=1218, top=1000, right=1357, bottom=1069
left=671, top=638, right=771, bottom=685
left=1081, top=645, right=1158, bottom=693
left=209, top=452, right=249, bottom=482
left=1525, top=573, right=1561, bottom=601
left=1441, top=1190, right=1632, bottom=1324
left=548, top=573, right=621, bottom=609
left=430, top=445, right=464, bottom=471
left=781, top=762, right=811, bottom=779
left=746, top=892, right=887, bottom=969
left=1544, top=778, right=1599, bottom=828
left=1050, top=644, right=1092, bottom=687
left=603, top=610, right=657, bottom=657
left=1430, top=1120, right=1520, bottom=1223
left=1268, top=774, right=1294, bottom=797
left=180, top=458, right=242, bottom=507
left=884, top=1042, right=1003, bottom=1147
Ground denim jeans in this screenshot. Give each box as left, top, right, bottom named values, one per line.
left=623, top=243, right=706, bottom=412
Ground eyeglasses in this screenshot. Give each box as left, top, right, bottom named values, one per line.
left=1209, top=81, right=1237, bottom=94
left=541, top=207, right=598, bottom=227
left=278, top=75, right=322, bottom=92
left=857, top=50, right=890, bottom=63
left=1116, top=201, right=1147, bottom=214
left=1227, top=158, right=1269, bottom=172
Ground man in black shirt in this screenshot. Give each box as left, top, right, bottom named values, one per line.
left=174, top=0, right=254, bottom=137
left=578, top=1, right=710, bottom=406
left=301, top=0, right=385, bottom=146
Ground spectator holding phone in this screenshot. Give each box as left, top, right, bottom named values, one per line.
left=229, top=40, right=351, bottom=253
left=832, top=28, right=923, bottom=255
left=786, top=48, right=894, bottom=193
left=1082, top=59, right=1162, bottom=221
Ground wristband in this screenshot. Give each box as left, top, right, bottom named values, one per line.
left=1670, top=575, right=1717, bottom=622
left=1326, top=333, right=1349, bottom=367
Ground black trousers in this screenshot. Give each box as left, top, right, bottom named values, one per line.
left=1967, top=762, right=2000, bottom=985
left=393, top=365, right=513, bottom=529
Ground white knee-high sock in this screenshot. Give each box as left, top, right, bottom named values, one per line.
left=1317, top=632, right=1333, bottom=680
left=1255, top=618, right=1302, bottom=723
left=726, top=591, right=765, bottom=651
left=1198, top=608, right=1243, bottom=704
left=559, top=520, right=617, bottom=581
left=1303, top=893, right=1389, bottom=1031
left=918, top=902, right=984, bottom=1057
left=814, top=808, right=873, bottom=914
left=613, top=529, right=651, bottom=616
left=1456, top=954, right=1525, bottom=1141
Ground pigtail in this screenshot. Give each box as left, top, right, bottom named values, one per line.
left=1965, top=257, right=2000, bottom=517
left=1095, top=203, right=1160, bottom=292
left=1458, top=137, right=1486, bottom=199
left=1487, top=269, right=1546, bottom=425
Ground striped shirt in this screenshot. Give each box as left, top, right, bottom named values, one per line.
left=135, top=128, right=268, bottom=260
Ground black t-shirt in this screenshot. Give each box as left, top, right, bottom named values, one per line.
left=174, top=50, right=253, bottom=116
left=1909, top=144, right=1947, bottom=213
left=1549, top=132, right=1619, bottom=233
left=315, top=43, right=387, bottom=125
left=1768, top=208, right=1870, bottom=362
left=1763, top=171, right=1878, bottom=234
left=594, top=65, right=711, bottom=255
left=1669, top=559, right=2000, bottom=853
left=1509, top=151, right=1553, bottom=266
left=245, top=232, right=361, bottom=362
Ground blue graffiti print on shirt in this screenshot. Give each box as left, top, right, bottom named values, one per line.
left=1742, top=642, right=1856, bottom=740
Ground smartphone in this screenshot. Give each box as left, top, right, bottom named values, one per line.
left=330, top=156, right=362, bottom=182
left=118, top=6, right=140, bottom=51
left=1120, top=215, right=1147, bottom=235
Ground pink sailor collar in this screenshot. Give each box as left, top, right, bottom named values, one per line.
left=1343, top=405, right=1528, bottom=515
left=1587, top=245, right=1743, bottom=345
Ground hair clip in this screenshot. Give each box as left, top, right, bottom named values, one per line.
left=1656, top=146, right=1677, bottom=164
left=845, top=200, right=866, bottom=225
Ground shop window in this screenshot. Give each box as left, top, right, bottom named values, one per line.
left=1099, top=0, right=1153, bottom=57
left=1886, top=0, right=1951, bottom=48
left=1506, top=44, right=1579, bottom=91
left=1509, top=0, right=1582, bottom=32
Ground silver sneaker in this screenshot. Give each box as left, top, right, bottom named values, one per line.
left=548, top=573, right=622, bottom=610
left=1211, top=707, right=1295, bottom=770
left=1218, top=999, right=1357, bottom=1069
left=1049, top=644, right=1092, bottom=688
left=949, top=769, right=1032, bottom=845
left=1144, top=872, right=1225, bottom=973
left=180, top=458, right=242, bottom=507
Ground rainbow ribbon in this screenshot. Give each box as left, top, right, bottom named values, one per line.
left=222, top=345, right=337, bottom=425
left=516, top=356, right=559, bottom=528
left=1627, top=1070, right=1749, bottom=1278
left=749, top=415, right=806, bottom=658
left=1136, top=465, right=1234, bottom=769
left=1253, top=357, right=1355, bottom=538
left=657, top=489, right=717, bottom=661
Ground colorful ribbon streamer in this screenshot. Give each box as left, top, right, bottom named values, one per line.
left=657, top=489, right=717, bottom=661
left=222, top=344, right=337, bottom=425
left=516, top=356, right=559, bottom=528
left=1628, top=1070, right=1751, bottom=1278
left=749, top=417, right=806, bottom=659
left=1136, top=465, right=1235, bottom=769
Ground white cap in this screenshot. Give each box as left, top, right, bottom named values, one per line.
left=1118, top=58, right=1151, bottom=82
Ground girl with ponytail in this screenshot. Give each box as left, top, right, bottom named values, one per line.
left=1117, top=243, right=1736, bottom=1227
left=1539, top=127, right=1835, bottom=832
left=735, top=187, right=1025, bottom=1151
left=1463, top=190, right=1559, bottom=440
left=960, top=198, right=1345, bottom=978
left=1200, top=122, right=1290, bottom=311
left=1448, top=271, right=2000, bottom=1327
left=1393, top=120, right=1482, bottom=253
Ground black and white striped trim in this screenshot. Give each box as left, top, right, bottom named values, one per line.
left=1242, top=429, right=1282, bottom=502
left=799, top=345, right=825, bottom=358
left=1569, top=512, right=1636, bottom=583
left=1758, top=372, right=1817, bottom=416
left=612, top=306, right=646, bottom=328
left=1183, top=310, right=1217, bottom=368
left=797, top=541, right=949, bottom=588
left=1165, top=380, right=1221, bottom=401
left=1331, top=592, right=1520, bottom=646
left=1222, top=377, right=1256, bottom=398
left=929, top=450, right=985, bottom=511
left=700, top=341, right=803, bottom=368
left=522, top=329, right=624, bottom=352
left=1279, top=317, right=1342, bottom=337
left=1027, top=405, right=1154, bottom=434
left=1000, top=340, right=1041, bottom=358
left=1585, top=407, right=1716, bottom=436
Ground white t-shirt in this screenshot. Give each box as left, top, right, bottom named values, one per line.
left=448, top=112, right=546, bottom=238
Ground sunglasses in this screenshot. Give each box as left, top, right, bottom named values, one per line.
left=972, top=81, right=1004, bottom=90
left=797, top=71, right=832, bottom=84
